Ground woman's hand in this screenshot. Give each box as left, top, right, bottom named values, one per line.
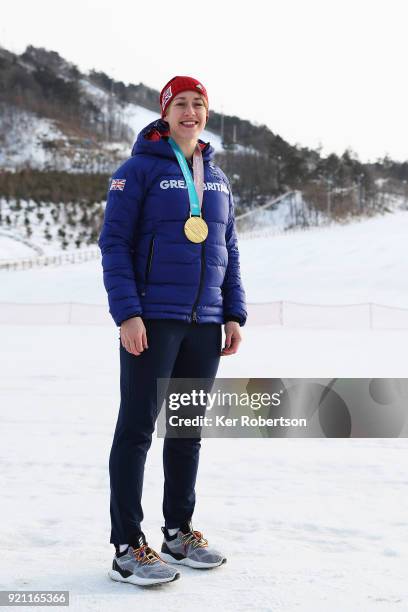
left=221, top=321, right=242, bottom=356
left=120, top=316, right=149, bottom=356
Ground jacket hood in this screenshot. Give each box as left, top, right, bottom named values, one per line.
left=131, top=118, right=215, bottom=162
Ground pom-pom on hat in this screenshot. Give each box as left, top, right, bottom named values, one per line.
left=160, top=76, right=209, bottom=119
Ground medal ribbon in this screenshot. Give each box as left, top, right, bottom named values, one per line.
left=168, top=137, right=204, bottom=217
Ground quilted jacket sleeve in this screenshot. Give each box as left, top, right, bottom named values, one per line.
left=222, top=185, right=247, bottom=326
left=98, top=158, right=145, bottom=327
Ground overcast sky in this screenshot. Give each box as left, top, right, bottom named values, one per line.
left=2, top=0, right=408, bottom=162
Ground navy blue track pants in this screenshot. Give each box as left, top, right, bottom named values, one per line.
left=109, top=319, right=222, bottom=545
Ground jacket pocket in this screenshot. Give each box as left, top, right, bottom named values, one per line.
left=141, top=235, right=155, bottom=296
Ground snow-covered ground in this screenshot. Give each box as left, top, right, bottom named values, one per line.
left=240, top=208, right=408, bottom=308
left=0, top=211, right=407, bottom=610
left=0, top=232, right=38, bottom=259
left=1, top=208, right=408, bottom=309
left=0, top=325, right=407, bottom=611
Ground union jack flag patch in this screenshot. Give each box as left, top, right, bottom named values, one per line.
left=110, top=178, right=126, bottom=191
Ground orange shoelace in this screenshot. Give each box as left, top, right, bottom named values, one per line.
left=131, top=544, right=162, bottom=564
left=181, top=530, right=208, bottom=549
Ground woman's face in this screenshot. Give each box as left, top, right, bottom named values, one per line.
left=164, top=90, right=207, bottom=141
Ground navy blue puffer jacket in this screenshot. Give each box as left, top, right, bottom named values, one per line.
left=98, top=119, right=247, bottom=328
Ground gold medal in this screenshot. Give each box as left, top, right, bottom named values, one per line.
left=184, top=215, right=208, bottom=243
left=167, top=138, right=208, bottom=243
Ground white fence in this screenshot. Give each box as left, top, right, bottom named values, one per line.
left=0, top=248, right=100, bottom=270
left=1, top=301, right=408, bottom=330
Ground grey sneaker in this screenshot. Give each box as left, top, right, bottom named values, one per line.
left=160, top=521, right=227, bottom=569
left=109, top=535, right=180, bottom=586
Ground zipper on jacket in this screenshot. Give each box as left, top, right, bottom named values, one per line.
left=188, top=159, right=205, bottom=323
left=191, top=242, right=206, bottom=323
left=141, top=236, right=155, bottom=296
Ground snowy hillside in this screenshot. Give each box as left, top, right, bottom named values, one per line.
left=0, top=87, right=224, bottom=173
left=0, top=196, right=104, bottom=258
left=0, top=105, right=67, bottom=170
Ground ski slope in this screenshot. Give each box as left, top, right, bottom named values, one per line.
left=0, top=211, right=407, bottom=611
left=1, top=208, right=408, bottom=309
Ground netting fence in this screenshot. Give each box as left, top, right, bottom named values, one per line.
left=1, top=301, right=408, bottom=330
left=0, top=248, right=100, bottom=271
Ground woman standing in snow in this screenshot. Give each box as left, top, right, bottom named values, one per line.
left=99, top=76, right=247, bottom=586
